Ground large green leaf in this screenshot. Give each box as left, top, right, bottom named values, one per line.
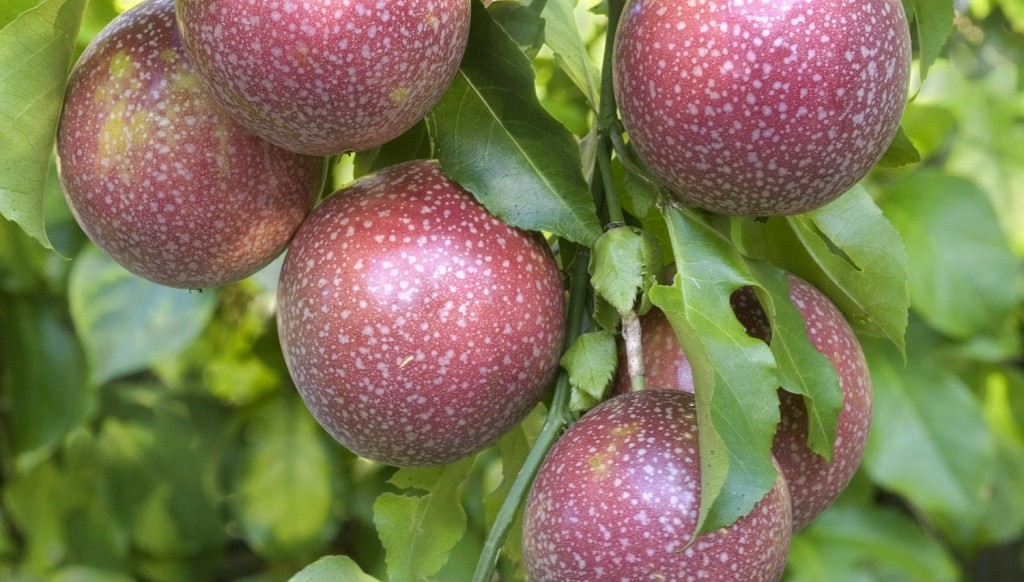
left=737, top=186, right=909, bottom=355
left=650, top=206, right=780, bottom=537
left=0, top=0, right=88, bottom=249
left=0, top=294, right=91, bottom=468
left=289, top=555, right=382, bottom=582
left=861, top=321, right=996, bottom=537
left=373, top=458, right=475, bottom=582
left=428, top=1, right=602, bottom=247
left=67, top=244, right=218, bottom=386
left=229, top=396, right=341, bottom=561
left=879, top=170, right=1020, bottom=338
left=785, top=503, right=960, bottom=582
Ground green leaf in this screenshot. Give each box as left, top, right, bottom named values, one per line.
left=785, top=503, right=960, bottom=582
left=289, top=555, right=382, bottom=582
left=48, top=567, right=136, bottom=582
left=229, top=396, right=340, bottom=561
left=560, top=330, right=617, bottom=413
left=67, top=244, right=218, bottom=386
left=745, top=261, right=842, bottom=462
left=541, top=0, right=600, bottom=108
left=0, top=294, right=91, bottom=467
left=737, top=186, right=909, bottom=355
left=906, top=0, right=954, bottom=80
left=589, top=226, right=663, bottom=314
left=650, top=206, right=780, bottom=537
left=861, top=321, right=996, bottom=537
left=876, top=125, right=921, bottom=168
left=0, top=0, right=89, bottom=249
left=878, top=170, right=1020, bottom=338
left=373, top=458, right=475, bottom=582
left=488, top=0, right=546, bottom=56
left=3, top=461, right=72, bottom=574
left=428, top=1, right=602, bottom=247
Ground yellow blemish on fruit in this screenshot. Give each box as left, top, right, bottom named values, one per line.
left=425, top=13, right=439, bottom=28
left=611, top=422, right=639, bottom=438
left=391, top=87, right=410, bottom=104
left=159, top=48, right=179, bottom=64
left=109, top=51, right=133, bottom=79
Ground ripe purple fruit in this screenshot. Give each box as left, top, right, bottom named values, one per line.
left=613, top=0, right=911, bottom=216
left=175, top=0, right=471, bottom=156
left=276, top=160, right=566, bottom=466
left=56, top=0, right=324, bottom=289
left=523, top=390, right=792, bottom=582
left=614, top=274, right=872, bottom=530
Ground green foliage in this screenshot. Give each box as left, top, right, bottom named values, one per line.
left=6, top=1, right=1024, bottom=581
left=0, top=0, right=87, bottom=249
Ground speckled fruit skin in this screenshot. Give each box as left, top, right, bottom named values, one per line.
left=276, top=160, right=566, bottom=466
left=523, top=390, right=792, bottom=582
left=174, top=0, right=471, bottom=156
left=56, top=0, right=325, bottom=289
left=613, top=274, right=872, bottom=530
left=613, top=0, right=911, bottom=216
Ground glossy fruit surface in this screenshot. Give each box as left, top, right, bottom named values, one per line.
left=613, top=0, right=911, bottom=215
left=523, top=389, right=792, bottom=582
left=276, top=160, right=566, bottom=466
left=614, top=274, right=872, bottom=529
left=56, top=0, right=324, bottom=289
left=175, top=0, right=471, bottom=156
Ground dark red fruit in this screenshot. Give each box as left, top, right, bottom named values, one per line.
left=175, top=0, right=471, bottom=156
left=56, top=0, right=324, bottom=289
left=613, top=0, right=911, bottom=215
left=523, top=390, right=792, bottom=582
left=276, top=160, right=566, bottom=466
left=614, top=274, right=872, bottom=530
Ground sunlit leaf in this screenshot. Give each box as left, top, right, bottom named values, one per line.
left=429, top=1, right=602, bottom=247
left=0, top=0, right=88, bottom=248
left=650, top=206, right=780, bottom=536
left=373, top=458, right=475, bottom=582
left=230, top=396, right=341, bottom=561
left=589, top=226, right=663, bottom=314
left=542, top=0, right=600, bottom=108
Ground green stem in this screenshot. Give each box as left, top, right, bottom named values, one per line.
left=597, top=0, right=627, bottom=227
left=469, top=244, right=591, bottom=582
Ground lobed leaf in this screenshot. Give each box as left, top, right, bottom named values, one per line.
left=67, top=245, right=218, bottom=386
left=745, top=261, right=842, bottom=462
left=428, top=1, right=602, bottom=247
left=0, top=0, right=88, bottom=249
left=373, top=458, right=475, bottom=582
left=737, top=186, right=910, bottom=355
left=650, top=205, right=780, bottom=537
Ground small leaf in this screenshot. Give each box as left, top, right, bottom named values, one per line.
left=745, top=261, right=842, bottom=462
left=786, top=503, right=960, bottom=582
left=289, top=556, right=382, bottom=582
left=737, top=186, right=910, bottom=355
left=878, top=170, right=1020, bottom=339
left=906, top=0, right=954, bottom=80
left=861, top=321, right=996, bottom=536
left=373, top=458, right=475, bottom=582
left=488, top=0, right=546, bottom=56
left=589, top=226, right=663, bottom=314
left=428, top=1, right=602, bottom=247
left=353, top=120, right=432, bottom=179
left=229, top=395, right=340, bottom=561
left=0, top=0, right=89, bottom=248
left=876, top=125, right=921, bottom=168
left=651, top=206, right=780, bottom=537
left=67, top=244, right=218, bottom=386
left=560, top=330, right=617, bottom=413
left=541, top=0, right=600, bottom=108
